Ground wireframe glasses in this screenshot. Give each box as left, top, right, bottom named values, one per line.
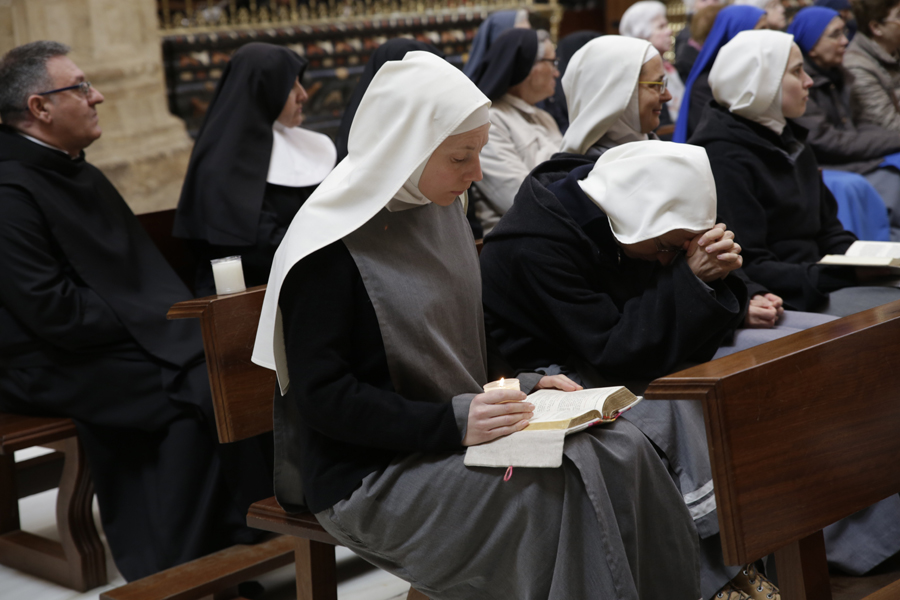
left=654, top=237, right=680, bottom=253
left=538, top=58, right=560, bottom=69
left=37, top=81, right=93, bottom=98
left=638, top=76, right=668, bottom=94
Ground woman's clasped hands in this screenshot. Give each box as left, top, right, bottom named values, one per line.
left=686, top=222, right=743, bottom=282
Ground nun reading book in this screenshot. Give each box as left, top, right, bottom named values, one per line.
left=175, top=42, right=335, bottom=297
left=251, top=51, right=701, bottom=599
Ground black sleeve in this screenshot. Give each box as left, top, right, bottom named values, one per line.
left=793, top=94, right=900, bottom=164
left=689, top=73, right=714, bottom=137
left=0, top=185, right=131, bottom=351
left=279, top=241, right=465, bottom=453
left=711, top=153, right=854, bottom=310
left=510, top=243, right=747, bottom=380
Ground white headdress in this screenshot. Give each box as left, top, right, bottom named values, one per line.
left=252, top=51, right=490, bottom=392
left=578, top=140, right=717, bottom=244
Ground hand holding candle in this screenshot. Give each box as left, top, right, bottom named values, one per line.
left=463, top=384, right=533, bottom=447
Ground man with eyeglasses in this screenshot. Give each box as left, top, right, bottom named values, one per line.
left=0, top=41, right=271, bottom=581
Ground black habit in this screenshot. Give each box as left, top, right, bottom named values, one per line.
left=479, top=157, right=748, bottom=383
left=174, top=43, right=313, bottom=296
left=688, top=103, right=861, bottom=312
left=0, top=126, right=271, bottom=581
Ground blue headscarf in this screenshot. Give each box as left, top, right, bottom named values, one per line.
left=787, top=7, right=840, bottom=54
left=814, top=0, right=856, bottom=39
left=673, top=5, right=766, bottom=142
left=464, top=10, right=521, bottom=78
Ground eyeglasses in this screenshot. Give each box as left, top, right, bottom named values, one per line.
left=537, top=58, right=559, bottom=69
left=639, top=76, right=668, bottom=94
left=37, top=81, right=93, bottom=98
left=654, top=237, right=681, bottom=253
left=881, top=15, right=900, bottom=25
left=825, top=26, right=850, bottom=39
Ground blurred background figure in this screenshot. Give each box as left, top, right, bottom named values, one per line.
left=175, top=43, right=335, bottom=297
left=471, top=28, right=562, bottom=234
left=674, top=0, right=723, bottom=80
left=734, top=0, right=787, bottom=29
left=463, top=8, right=531, bottom=78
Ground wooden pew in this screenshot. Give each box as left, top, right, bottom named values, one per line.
left=644, top=299, right=900, bottom=600
left=165, top=287, right=429, bottom=600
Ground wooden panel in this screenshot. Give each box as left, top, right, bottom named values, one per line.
left=246, top=497, right=338, bottom=546
left=295, top=539, right=337, bottom=600
left=0, top=414, right=77, bottom=454
left=100, top=535, right=295, bottom=600
left=862, top=578, right=900, bottom=600
left=645, top=299, right=900, bottom=565
left=169, top=287, right=276, bottom=443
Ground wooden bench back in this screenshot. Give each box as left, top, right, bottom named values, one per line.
left=168, top=287, right=275, bottom=443
left=644, top=299, right=900, bottom=567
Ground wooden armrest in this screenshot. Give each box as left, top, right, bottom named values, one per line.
left=168, top=286, right=276, bottom=443
left=0, top=414, right=78, bottom=454
left=644, top=299, right=900, bottom=565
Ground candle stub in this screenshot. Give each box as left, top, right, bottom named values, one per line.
left=211, top=256, right=247, bottom=295
left=483, top=378, right=520, bottom=392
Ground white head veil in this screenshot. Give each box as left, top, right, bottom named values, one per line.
left=578, top=140, right=717, bottom=244
left=709, top=29, right=795, bottom=134
left=253, top=51, right=491, bottom=391
left=561, top=36, right=659, bottom=155
left=619, top=1, right=668, bottom=40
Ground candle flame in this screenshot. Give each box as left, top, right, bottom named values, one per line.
left=499, top=378, right=505, bottom=385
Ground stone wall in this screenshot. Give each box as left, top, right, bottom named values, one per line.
left=0, top=0, right=193, bottom=214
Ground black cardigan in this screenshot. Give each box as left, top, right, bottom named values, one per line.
left=689, top=103, right=859, bottom=311
left=480, top=158, right=748, bottom=383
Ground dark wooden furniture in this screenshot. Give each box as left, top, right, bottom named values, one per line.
left=644, top=299, right=900, bottom=600
left=99, top=535, right=296, bottom=600
left=0, top=414, right=107, bottom=591
left=167, top=287, right=429, bottom=600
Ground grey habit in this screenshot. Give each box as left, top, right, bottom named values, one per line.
left=300, top=200, right=701, bottom=599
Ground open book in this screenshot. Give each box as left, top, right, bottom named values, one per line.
left=464, top=386, right=641, bottom=469
left=819, top=241, right=900, bottom=269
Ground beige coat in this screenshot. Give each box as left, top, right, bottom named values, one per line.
left=475, top=94, right=563, bottom=233
left=844, top=33, right=900, bottom=133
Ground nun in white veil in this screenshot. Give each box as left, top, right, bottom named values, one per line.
left=252, top=51, right=700, bottom=599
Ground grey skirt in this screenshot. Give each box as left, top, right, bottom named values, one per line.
left=316, top=418, right=701, bottom=600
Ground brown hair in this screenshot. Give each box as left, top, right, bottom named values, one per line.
left=691, top=5, right=726, bottom=45
left=852, top=0, right=900, bottom=37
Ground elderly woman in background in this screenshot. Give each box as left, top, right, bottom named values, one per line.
left=844, top=0, right=900, bottom=132
left=175, top=43, right=335, bottom=296
left=788, top=6, right=900, bottom=241
left=674, top=5, right=767, bottom=142
left=471, top=28, right=562, bottom=233
left=619, top=0, right=686, bottom=131
left=253, top=50, right=702, bottom=600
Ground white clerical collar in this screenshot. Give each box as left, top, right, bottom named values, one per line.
left=266, top=122, right=337, bottom=187
left=17, top=131, right=74, bottom=158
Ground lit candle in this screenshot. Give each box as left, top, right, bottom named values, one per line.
left=483, top=377, right=520, bottom=392
left=211, top=256, right=247, bottom=295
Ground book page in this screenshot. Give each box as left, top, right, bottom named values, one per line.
left=527, top=387, right=634, bottom=423
left=845, top=241, right=900, bottom=259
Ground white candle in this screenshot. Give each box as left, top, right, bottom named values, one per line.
left=211, top=256, right=247, bottom=295
left=483, top=377, right=520, bottom=392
